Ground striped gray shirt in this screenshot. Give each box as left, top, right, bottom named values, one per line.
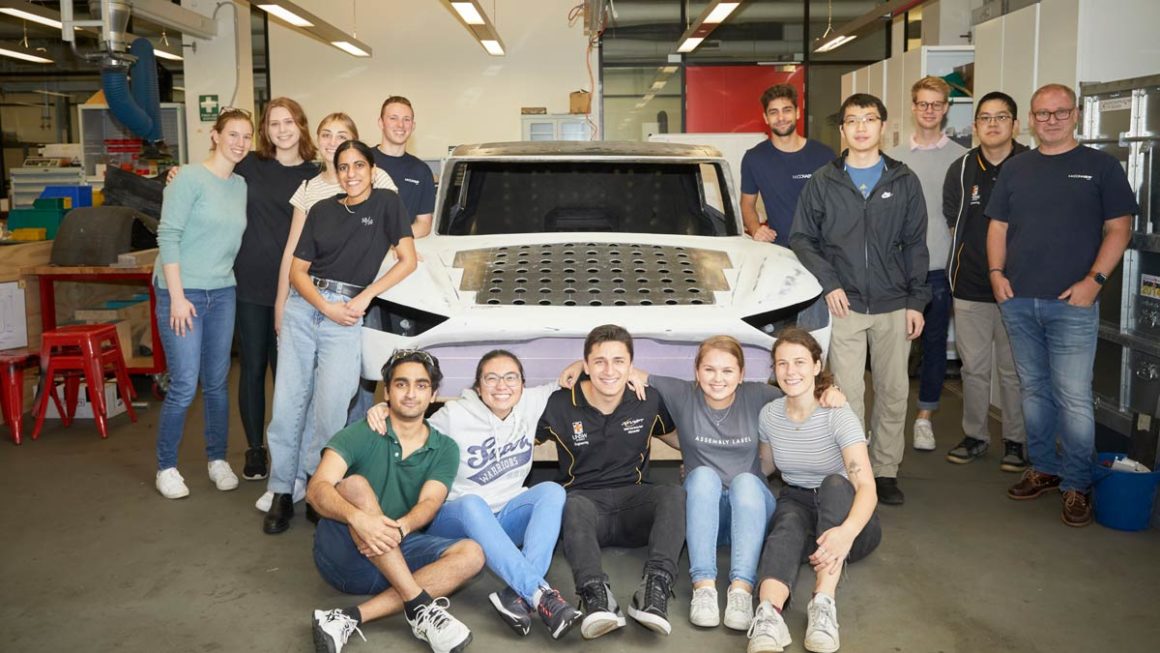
left=758, top=399, right=866, bottom=489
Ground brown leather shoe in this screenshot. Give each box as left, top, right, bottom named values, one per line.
left=1061, top=490, right=1093, bottom=527
left=1007, top=469, right=1061, bottom=500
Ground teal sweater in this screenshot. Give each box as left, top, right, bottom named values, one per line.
left=153, top=163, right=247, bottom=290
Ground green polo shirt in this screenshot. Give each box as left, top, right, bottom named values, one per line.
left=324, top=420, right=459, bottom=520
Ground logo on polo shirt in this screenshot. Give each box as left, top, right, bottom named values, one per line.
left=621, top=417, right=645, bottom=435
left=361, top=216, right=374, bottom=226
left=571, top=421, right=589, bottom=446
left=969, top=185, right=981, bottom=206
left=792, top=173, right=812, bottom=180
left=1068, top=174, right=1093, bottom=180
left=404, top=177, right=422, bottom=185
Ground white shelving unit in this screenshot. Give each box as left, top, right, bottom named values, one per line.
left=520, top=114, right=592, bottom=141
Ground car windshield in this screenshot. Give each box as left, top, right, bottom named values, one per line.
left=438, top=160, right=738, bottom=237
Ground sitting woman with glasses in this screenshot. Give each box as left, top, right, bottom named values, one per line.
left=262, top=139, right=416, bottom=535
left=153, top=108, right=254, bottom=500
left=365, top=351, right=611, bottom=640
left=746, top=327, right=880, bottom=653
left=624, top=336, right=844, bottom=632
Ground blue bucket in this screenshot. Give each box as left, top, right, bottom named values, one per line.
left=1091, top=453, right=1160, bottom=531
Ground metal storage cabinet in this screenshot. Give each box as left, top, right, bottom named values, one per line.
left=1081, top=74, right=1160, bottom=471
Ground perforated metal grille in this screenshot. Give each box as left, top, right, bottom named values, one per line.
left=454, top=243, right=731, bottom=306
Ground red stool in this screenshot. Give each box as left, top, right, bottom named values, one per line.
left=0, top=348, right=39, bottom=445
left=32, top=324, right=138, bottom=440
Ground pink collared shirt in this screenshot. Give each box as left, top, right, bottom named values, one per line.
left=909, top=133, right=951, bottom=151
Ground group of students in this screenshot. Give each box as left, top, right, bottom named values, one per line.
left=150, top=95, right=431, bottom=541
left=307, top=324, right=880, bottom=653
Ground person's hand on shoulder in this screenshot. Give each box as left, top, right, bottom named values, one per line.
left=366, top=402, right=389, bottom=435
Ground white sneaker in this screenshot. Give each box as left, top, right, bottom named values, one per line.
left=804, top=594, right=840, bottom=653
left=255, top=491, right=273, bottom=512
left=407, top=597, right=472, bottom=653
left=913, top=418, right=936, bottom=451
left=156, top=467, right=189, bottom=499
left=312, top=608, right=366, bottom=653
left=207, top=460, right=239, bottom=491
left=723, top=586, right=754, bottom=630
left=747, top=601, right=791, bottom=653
left=689, top=586, right=719, bottom=627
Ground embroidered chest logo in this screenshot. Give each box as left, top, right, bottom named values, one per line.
left=969, top=184, right=981, bottom=206
left=792, top=173, right=812, bottom=180
left=361, top=216, right=374, bottom=226
left=571, top=421, right=589, bottom=446
left=404, top=177, right=421, bottom=185
left=880, top=191, right=893, bottom=199
left=1068, top=174, right=1093, bottom=181
left=621, top=417, right=645, bottom=435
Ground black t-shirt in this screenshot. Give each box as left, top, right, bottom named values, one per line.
left=372, top=148, right=436, bottom=220
left=536, top=384, right=674, bottom=490
left=232, top=153, right=320, bottom=306
left=947, top=146, right=1026, bottom=302
left=986, top=146, right=1138, bottom=299
left=293, top=188, right=412, bottom=287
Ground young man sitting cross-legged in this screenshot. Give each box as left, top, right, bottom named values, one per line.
left=308, top=349, right=484, bottom=653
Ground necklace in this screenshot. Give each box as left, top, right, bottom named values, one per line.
left=705, top=398, right=734, bottom=429
left=341, top=198, right=354, bottom=214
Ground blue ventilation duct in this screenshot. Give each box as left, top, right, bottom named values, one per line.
left=100, top=37, right=163, bottom=144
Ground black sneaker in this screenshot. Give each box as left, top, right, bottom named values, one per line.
left=243, top=446, right=268, bottom=481
left=874, top=477, right=905, bottom=506
left=627, top=571, right=674, bottom=635
left=537, top=587, right=583, bottom=639
left=488, top=586, right=532, bottom=636
left=312, top=608, right=365, bottom=653
left=1000, top=440, right=1028, bottom=473
left=946, top=437, right=989, bottom=464
left=576, top=580, right=625, bottom=640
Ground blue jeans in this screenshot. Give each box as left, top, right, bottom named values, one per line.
left=999, top=298, right=1099, bottom=491
left=426, top=483, right=566, bottom=601
left=918, top=269, right=952, bottom=410
left=266, top=289, right=362, bottom=495
left=314, top=518, right=460, bottom=595
left=345, top=303, right=382, bottom=427
left=684, top=466, right=775, bottom=587
left=155, top=286, right=236, bottom=471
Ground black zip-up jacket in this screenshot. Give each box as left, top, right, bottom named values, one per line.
left=790, top=152, right=931, bottom=314
left=943, top=141, right=1030, bottom=302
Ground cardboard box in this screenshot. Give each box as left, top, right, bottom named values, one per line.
left=569, top=90, right=591, bottom=114
left=44, top=380, right=127, bottom=419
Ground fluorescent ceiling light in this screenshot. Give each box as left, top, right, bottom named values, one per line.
left=257, top=4, right=314, bottom=28
left=0, top=46, right=52, bottom=63
left=814, top=34, right=857, bottom=53
left=153, top=48, right=184, bottom=61
left=677, top=37, right=704, bottom=53
left=0, top=7, right=61, bottom=29
left=480, top=39, right=504, bottom=56
left=650, top=80, right=666, bottom=91
left=331, top=40, right=370, bottom=57
left=660, top=65, right=679, bottom=74
left=703, top=2, right=740, bottom=24
left=451, top=2, right=485, bottom=25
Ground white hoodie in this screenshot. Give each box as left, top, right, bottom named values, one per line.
left=428, top=383, right=557, bottom=512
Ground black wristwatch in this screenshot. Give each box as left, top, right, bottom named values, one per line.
left=1090, top=271, right=1108, bottom=286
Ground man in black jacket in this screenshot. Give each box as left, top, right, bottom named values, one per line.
left=943, top=91, right=1029, bottom=471
left=790, top=93, right=930, bottom=506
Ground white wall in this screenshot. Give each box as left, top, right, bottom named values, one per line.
left=1074, top=0, right=1160, bottom=84
left=267, top=0, right=591, bottom=161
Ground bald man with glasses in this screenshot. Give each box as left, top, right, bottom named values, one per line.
left=986, top=83, right=1137, bottom=527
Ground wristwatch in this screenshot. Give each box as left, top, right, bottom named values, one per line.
left=1090, top=271, right=1108, bottom=286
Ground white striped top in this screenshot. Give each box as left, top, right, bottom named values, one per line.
left=758, top=399, right=866, bottom=489
left=290, top=167, right=398, bottom=214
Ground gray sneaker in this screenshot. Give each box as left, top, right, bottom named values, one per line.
left=946, top=436, right=989, bottom=464
left=723, top=586, right=754, bottom=631
left=747, top=601, right=791, bottom=653
left=1000, top=440, right=1028, bottom=473
left=804, top=594, right=840, bottom=653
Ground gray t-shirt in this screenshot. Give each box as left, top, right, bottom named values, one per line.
left=649, top=376, right=782, bottom=486
left=758, top=399, right=866, bottom=489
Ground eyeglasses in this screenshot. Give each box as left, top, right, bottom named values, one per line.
left=1032, top=108, right=1075, bottom=122
left=841, top=115, right=881, bottom=128
left=387, top=348, right=434, bottom=366
left=481, top=372, right=523, bottom=387
left=976, top=113, right=1013, bottom=125
left=914, top=101, right=947, bottom=111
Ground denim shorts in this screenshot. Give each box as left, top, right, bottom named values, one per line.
left=313, top=518, right=462, bottom=595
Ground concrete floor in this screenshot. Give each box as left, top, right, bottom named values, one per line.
left=2, top=370, right=1158, bottom=653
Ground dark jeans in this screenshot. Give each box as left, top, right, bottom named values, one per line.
left=918, top=269, right=952, bottom=409
left=236, top=299, right=277, bottom=450
left=757, top=475, right=881, bottom=601
left=561, top=483, right=686, bottom=588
